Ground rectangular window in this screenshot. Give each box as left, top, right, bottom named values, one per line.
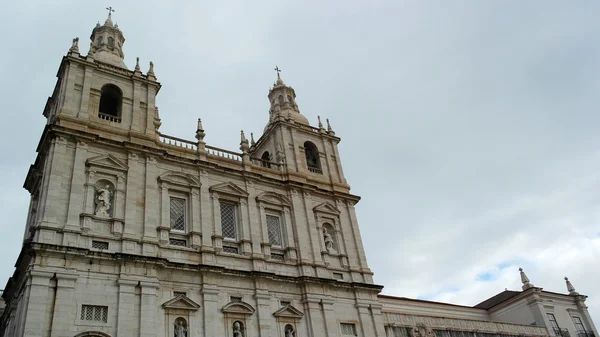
left=548, top=313, right=560, bottom=330
left=573, top=317, right=585, bottom=332
left=230, top=296, right=242, bottom=303
left=170, top=197, right=186, bottom=232
left=266, top=214, right=283, bottom=247
left=174, top=291, right=186, bottom=297
left=271, top=253, right=285, bottom=261
left=220, top=203, right=237, bottom=240
left=169, top=238, right=187, bottom=247
left=223, top=246, right=239, bottom=254
left=341, top=323, right=357, bottom=336
left=81, top=305, right=108, bottom=323
left=333, top=272, right=344, bottom=280
left=280, top=300, right=291, bottom=307
left=91, top=240, right=109, bottom=250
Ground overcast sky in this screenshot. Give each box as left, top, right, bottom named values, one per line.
left=1, top=0, right=598, bottom=326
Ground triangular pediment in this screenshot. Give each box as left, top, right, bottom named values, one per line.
left=313, top=202, right=340, bottom=215
left=273, top=305, right=304, bottom=319
left=256, top=192, right=291, bottom=207
left=209, top=182, right=249, bottom=198
left=162, top=295, right=200, bottom=311
left=158, top=171, right=201, bottom=187
left=221, top=301, right=256, bottom=315
left=86, top=154, right=128, bottom=172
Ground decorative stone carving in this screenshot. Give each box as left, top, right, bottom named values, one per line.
left=285, top=324, right=295, bottom=337
left=411, top=323, right=436, bottom=337
left=323, top=228, right=336, bottom=254
left=174, top=318, right=187, bottom=337
left=94, top=184, right=112, bottom=217
left=233, top=321, right=243, bottom=337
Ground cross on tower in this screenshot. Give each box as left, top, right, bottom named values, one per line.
left=274, top=66, right=281, bottom=76
left=106, top=6, right=115, bottom=15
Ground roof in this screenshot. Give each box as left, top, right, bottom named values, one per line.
left=474, top=290, right=521, bottom=309
left=378, top=295, right=479, bottom=309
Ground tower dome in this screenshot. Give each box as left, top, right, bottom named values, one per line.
left=265, top=70, right=309, bottom=132
left=88, top=8, right=127, bottom=69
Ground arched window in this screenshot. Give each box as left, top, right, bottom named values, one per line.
left=108, top=37, right=114, bottom=48
left=173, top=317, right=187, bottom=337
left=278, top=95, right=284, bottom=105
left=304, top=141, right=322, bottom=174
left=98, top=84, right=122, bottom=120
left=233, top=321, right=244, bottom=337
left=261, top=151, right=271, bottom=168
left=97, top=36, right=103, bottom=47
left=287, top=95, right=293, bottom=104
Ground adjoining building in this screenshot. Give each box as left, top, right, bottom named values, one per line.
left=0, top=12, right=597, bottom=337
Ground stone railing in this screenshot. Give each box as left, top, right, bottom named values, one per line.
left=98, top=112, right=122, bottom=123
left=383, top=313, right=548, bottom=336
left=250, top=158, right=282, bottom=171
left=308, top=166, right=322, bottom=174
left=159, top=133, right=198, bottom=151
left=297, top=123, right=322, bottom=134
left=206, top=145, right=242, bottom=161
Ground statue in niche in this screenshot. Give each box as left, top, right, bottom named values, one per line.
left=174, top=318, right=187, bottom=337
left=323, top=228, right=336, bottom=254
left=94, top=185, right=112, bottom=217
left=285, top=325, right=295, bottom=337
left=233, top=321, right=243, bottom=337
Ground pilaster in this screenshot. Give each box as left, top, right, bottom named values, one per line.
left=139, top=280, right=160, bottom=337
left=117, top=279, right=139, bottom=336
left=22, top=271, right=53, bottom=337
left=201, top=284, right=220, bottom=337
left=65, top=140, right=88, bottom=230
left=50, top=273, right=78, bottom=337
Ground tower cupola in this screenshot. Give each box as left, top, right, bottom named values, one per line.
left=265, top=67, right=309, bottom=131
left=88, top=8, right=127, bottom=69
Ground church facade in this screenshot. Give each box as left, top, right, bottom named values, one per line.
left=0, top=13, right=597, bottom=337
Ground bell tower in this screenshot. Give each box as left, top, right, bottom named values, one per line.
left=45, top=10, right=162, bottom=140
left=250, top=69, right=350, bottom=193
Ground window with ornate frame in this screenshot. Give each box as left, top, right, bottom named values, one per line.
left=157, top=171, right=201, bottom=249
left=256, top=192, right=296, bottom=261
left=209, top=182, right=250, bottom=255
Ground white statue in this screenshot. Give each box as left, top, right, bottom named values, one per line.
left=70, top=37, right=79, bottom=53
left=285, top=325, right=295, bottom=337
left=323, top=228, right=335, bottom=253
left=94, top=185, right=112, bottom=217
left=233, top=321, right=243, bottom=337
left=174, top=319, right=187, bottom=337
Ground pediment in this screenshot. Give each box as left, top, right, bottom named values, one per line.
left=221, top=301, right=255, bottom=315
left=209, top=182, right=249, bottom=198
left=162, top=295, right=200, bottom=311
left=86, top=154, right=128, bottom=172
left=273, top=305, right=304, bottom=319
left=158, top=171, right=201, bottom=187
left=313, top=202, right=340, bottom=215
left=256, top=192, right=291, bottom=207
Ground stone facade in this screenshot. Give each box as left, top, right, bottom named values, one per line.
left=0, top=13, right=597, bottom=337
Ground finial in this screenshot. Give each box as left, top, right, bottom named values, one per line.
left=96, top=21, right=101, bottom=28
left=274, top=66, right=284, bottom=85
left=565, top=277, right=579, bottom=295
left=326, top=118, right=334, bottom=135
left=519, top=267, right=534, bottom=290
left=250, top=132, right=256, bottom=146
left=105, top=7, right=115, bottom=27
left=240, top=130, right=249, bottom=153
left=69, top=37, right=79, bottom=53
left=147, top=61, right=156, bottom=79
left=318, top=116, right=323, bottom=128
left=135, top=57, right=141, bottom=72
left=195, top=119, right=205, bottom=141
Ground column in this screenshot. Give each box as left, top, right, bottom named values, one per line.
left=302, top=297, right=326, bottom=337
left=211, top=195, right=223, bottom=250
left=139, top=281, right=160, bottom=337
left=240, top=198, right=252, bottom=255
left=201, top=284, right=220, bottom=337
left=117, top=279, right=138, bottom=336
left=77, top=65, right=94, bottom=119
left=321, top=299, right=340, bottom=337
left=370, top=304, right=387, bottom=337
left=21, top=271, right=53, bottom=337
left=65, top=140, right=88, bottom=230
left=190, top=187, right=202, bottom=249
left=131, top=80, right=141, bottom=132
left=50, top=273, right=78, bottom=337
left=143, top=156, right=159, bottom=249
left=255, top=289, right=272, bottom=337
left=124, top=152, right=139, bottom=238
